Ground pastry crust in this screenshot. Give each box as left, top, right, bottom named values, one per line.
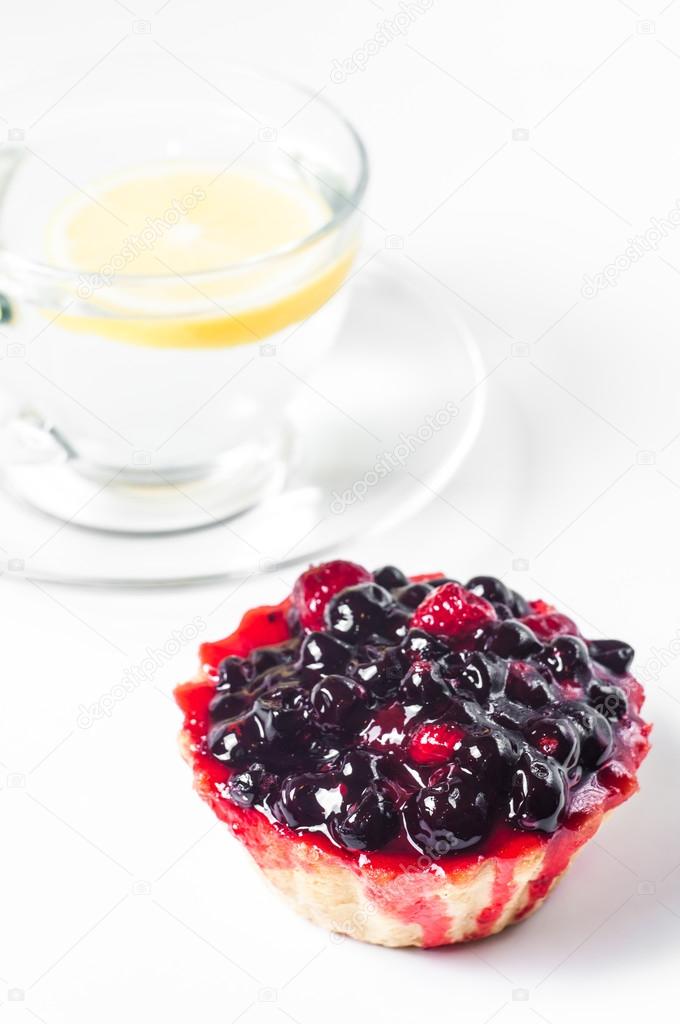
left=180, top=728, right=602, bottom=947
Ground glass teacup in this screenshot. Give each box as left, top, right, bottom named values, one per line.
left=0, top=65, right=367, bottom=531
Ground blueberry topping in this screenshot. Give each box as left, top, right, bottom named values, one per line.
left=587, top=681, right=628, bottom=720
left=354, top=645, right=407, bottom=699
left=507, top=751, right=566, bottom=832
left=310, top=675, right=368, bottom=729
left=400, top=628, right=449, bottom=662
left=299, top=631, right=352, bottom=676
left=398, top=661, right=450, bottom=705
left=226, top=762, right=271, bottom=808
left=332, top=784, right=400, bottom=850
left=405, top=775, right=489, bottom=854
left=325, top=583, right=397, bottom=643
left=373, top=565, right=409, bottom=590
left=216, top=655, right=250, bottom=693
left=273, top=773, right=341, bottom=828
left=450, top=651, right=507, bottom=703
left=248, top=642, right=296, bottom=677
left=208, top=713, right=265, bottom=766
left=466, top=575, right=513, bottom=607
left=208, top=691, right=250, bottom=722
left=254, top=686, right=313, bottom=741
left=588, top=639, right=634, bottom=676
left=505, top=662, right=555, bottom=708
left=490, top=696, right=533, bottom=733
left=395, top=582, right=434, bottom=609
left=487, top=620, right=542, bottom=658
left=509, top=590, right=530, bottom=617
left=540, top=635, right=592, bottom=684
left=203, top=565, right=642, bottom=854
left=558, top=701, right=613, bottom=768
left=454, top=727, right=519, bottom=788
left=524, top=716, right=580, bottom=774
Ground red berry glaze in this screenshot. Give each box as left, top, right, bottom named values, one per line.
left=292, top=559, right=371, bottom=631
left=411, top=582, right=497, bottom=637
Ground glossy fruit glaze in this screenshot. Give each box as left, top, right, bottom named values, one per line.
left=176, top=562, right=650, bottom=944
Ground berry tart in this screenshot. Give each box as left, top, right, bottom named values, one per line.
left=175, top=561, right=650, bottom=948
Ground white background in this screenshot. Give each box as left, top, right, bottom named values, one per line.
left=2, top=1, right=680, bottom=1021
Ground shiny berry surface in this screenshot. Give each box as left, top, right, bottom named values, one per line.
left=411, top=582, right=497, bottom=638
left=183, top=561, right=649, bottom=858
left=292, top=560, right=371, bottom=631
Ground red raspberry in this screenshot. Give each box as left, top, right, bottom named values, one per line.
left=528, top=599, right=554, bottom=615
left=411, top=582, right=496, bottom=638
left=522, top=611, right=579, bottom=641
left=293, top=560, right=371, bottom=631
left=408, top=722, right=464, bottom=766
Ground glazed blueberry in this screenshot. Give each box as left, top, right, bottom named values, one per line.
left=273, top=773, right=341, bottom=828
left=558, top=701, right=613, bottom=769
left=400, top=628, right=450, bottom=662
left=325, top=583, right=397, bottom=643
left=396, top=582, right=434, bottom=609
left=487, top=620, right=542, bottom=658
left=373, top=565, right=409, bottom=590
left=454, top=727, right=519, bottom=789
left=208, top=691, right=250, bottom=722
left=489, top=696, right=533, bottom=733
left=255, top=685, right=313, bottom=740
left=540, top=635, right=592, bottom=684
left=449, top=651, right=507, bottom=703
left=587, top=681, right=628, bottom=720
left=524, top=716, right=580, bottom=774
left=311, top=675, right=368, bottom=729
left=355, top=645, right=408, bottom=699
left=466, top=575, right=513, bottom=607
left=398, top=661, right=450, bottom=705
left=382, top=609, right=411, bottom=642
left=338, top=749, right=383, bottom=791
left=405, top=775, right=490, bottom=855
left=507, top=751, right=566, bottom=832
left=299, top=631, right=352, bottom=676
left=226, top=762, right=271, bottom=808
left=505, top=662, right=555, bottom=709
left=333, top=784, right=400, bottom=850
left=442, top=694, right=485, bottom=727
left=588, top=639, right=634, bottom=676
left=249, top=642, right=296, bottom=678
left=208, top=713, right=265, bottom=766
left=216, top=655, right=250, bottom=693
left=509, top=590, right=530, bottom=617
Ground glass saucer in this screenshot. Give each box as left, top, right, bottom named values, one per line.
left=0, top=255, right=486, bottom=585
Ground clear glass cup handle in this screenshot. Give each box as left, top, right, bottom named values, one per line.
left=0, top=291, right=73, bottom=466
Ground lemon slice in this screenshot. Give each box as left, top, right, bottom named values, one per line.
left=41, top=161, right=355, bottom=348
left=46, top=162, right=332, bottom=276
